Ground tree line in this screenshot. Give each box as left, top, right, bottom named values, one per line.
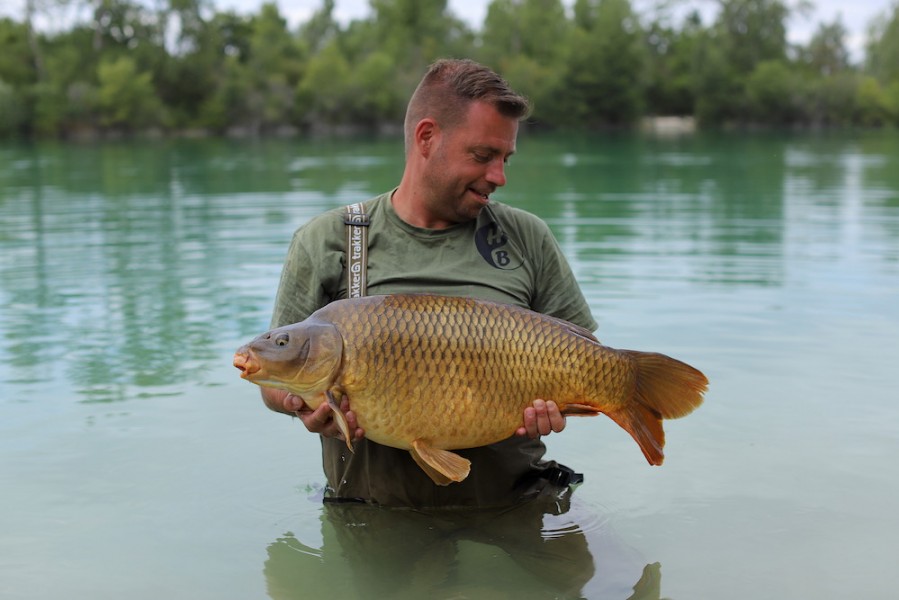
left=2, top=0, right=899, bottom=139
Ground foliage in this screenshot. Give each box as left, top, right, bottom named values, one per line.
left=0, top=79, right=28, bottom=136
left=692, top=27, right=742, bottom=126
left=745, top=60, right=800, bottom=124
left=715, top=0, right=789, bottom=76
left=866, top=3, right=899, bottom=85
left=479, top=0, right=570, bottom=123
left=556, top=0, right=648, bottom=127
left=855, top=76, right=896, bottom=126
left=0, top=0, right=897, bottom=137
left=801, top=72, right=860, bottom=127
left=643, top=10, right=704, bottom=116
left=798, top=18, right=851, bottom=76
left=0, top=17, right=36, bottom=86
left=96, top=55, right=164, bottom=128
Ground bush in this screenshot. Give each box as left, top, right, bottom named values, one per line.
left=856, top=76, right=894, bottom=126
left=97, top=56, right=164, bottom=130
left=745, top=60, right=800, bottom=124
left=0, top=79, right=27, bottom=136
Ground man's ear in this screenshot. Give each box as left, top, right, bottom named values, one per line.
left=414, top=118, right=438, bottom=158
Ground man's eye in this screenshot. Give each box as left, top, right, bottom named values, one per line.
left=473, top=153, right=491, bottom=163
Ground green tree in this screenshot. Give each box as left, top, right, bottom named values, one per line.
left=745, top=60, right=800, bottom=123
left=793, top=18, right=856, bottom=127
left=347, top=51, right=405, bottom=125
left=299, top=0, right=339, bottom=54
left=856, top=75, right=895, bottom=126
left=152, top=0, right=222, bottom=128
left=0, top=17, right=37, bottom=86
left=197, top=54, right=251, bottom=132
left=243, top=3, right=305, bottom=132
left=480, top=0, right=570, bottom=66
left=0, top=79, right=28, bottom=136
left=886, top=80, right=899, bottom=125
left=716, top=0, right=789, bottom=76
left=96, top=55, right=163, bottom=129
left=369, top=0, right=474, bottom=85
left=692, top=28, right=740, bottom=126
left=29, top=25, right=99, bottom=135
left=4, top=0, right=899, bottom=136
left=691, top=0, right=791, bottom=125
left=479, top=0, right=571, bottom=124
left=0, top=18, right=36, bottom=134
left=798, top=18, right=851, bottom=76
left=644, top=10, right=704, bottom=115
left=801, top=72, right=859, bottom=126
left=248, top=3, right=304, bottom=85
left=85, top=0, right=160, bottom=57
left=558, top=0, right=648, bottom=127
left=191, top=11, right=254, bottom=132
left=23, top=0, right=47, bottom=81
left=295, top=38, right=353, bottom=127
left=31, top=82, right=68, bottom=135
left=866, top=3, right=899, bottom=85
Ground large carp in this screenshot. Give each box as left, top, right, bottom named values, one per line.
left=233, top=294, right=707, bottom=485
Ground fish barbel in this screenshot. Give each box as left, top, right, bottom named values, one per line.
left=233, top=294, right=707, bottom=485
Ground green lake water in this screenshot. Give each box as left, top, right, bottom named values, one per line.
left=1, top=132, right=897, bottom=599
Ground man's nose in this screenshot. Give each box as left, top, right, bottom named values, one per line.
left=486, top=159, right=507, bottom=187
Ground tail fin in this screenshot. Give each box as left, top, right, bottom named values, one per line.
left=606, top=351, right=708, bottom=466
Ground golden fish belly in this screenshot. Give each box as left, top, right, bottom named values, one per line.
left=315, top=295, right=633, bottom=450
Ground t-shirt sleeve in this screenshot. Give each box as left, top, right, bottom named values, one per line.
left=270, top=211, right=345, bottom=328
left=529, top=219, right=598, bottom=332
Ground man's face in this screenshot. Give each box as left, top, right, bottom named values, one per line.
left=421, top=101, right=518, bottom=226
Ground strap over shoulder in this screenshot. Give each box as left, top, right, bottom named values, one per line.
left=345, top=202, right=369, bottom=298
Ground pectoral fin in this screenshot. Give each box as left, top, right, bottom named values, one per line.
left=325, top=390, right=353, bottom=453
left=410, top=439, right=471, bottom=486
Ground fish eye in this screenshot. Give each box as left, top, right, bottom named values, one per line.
left=275, top=332, right=290, bottom=346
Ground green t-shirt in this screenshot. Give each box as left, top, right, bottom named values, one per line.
left=271, top=191, right=597, bottom=508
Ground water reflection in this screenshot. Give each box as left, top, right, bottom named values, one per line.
left=0, top=139, right=397, bottom=403
left=264, top=492, right=662, bottom=600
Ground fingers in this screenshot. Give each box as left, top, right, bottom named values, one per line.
left=543, top=400, right=566, bottom=434
left=296, top=394, right=365, bottom=440
left=337, top=394, right=364, bottom=440
left=282, top=392, right=306, bottom=413
left=518, top=400, right=566, bottom=439
left=532, top=399, right=553, bottom=436
left=261, top=387, right=304, bottom=415
left=297, top=402, right=335, bottom=434
left=345, top=410, right=365, bottom=440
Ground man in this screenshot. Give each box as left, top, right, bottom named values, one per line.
left=261, top=58, right=597, bottom=508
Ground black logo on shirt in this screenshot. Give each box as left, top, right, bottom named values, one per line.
left=475, top=223, right=523, bottom=270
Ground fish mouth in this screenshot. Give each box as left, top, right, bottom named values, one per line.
left=233, top=349, right=261, bottom=378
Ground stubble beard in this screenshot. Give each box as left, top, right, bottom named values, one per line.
left=421, top=164, right=484, bottom=226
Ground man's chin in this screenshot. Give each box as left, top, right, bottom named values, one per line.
left=459, top=202, right=487, bottom=222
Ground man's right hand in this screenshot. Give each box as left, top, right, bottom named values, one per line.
left=260, top=388, right=365, bottom=442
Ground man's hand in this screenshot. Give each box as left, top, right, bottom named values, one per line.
left=516, top=399, right=566, bottom=439
left=260, top=388, right=365, bottom=441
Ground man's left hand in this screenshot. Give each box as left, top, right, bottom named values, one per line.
left=517, top=399, right=565, bottom=439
